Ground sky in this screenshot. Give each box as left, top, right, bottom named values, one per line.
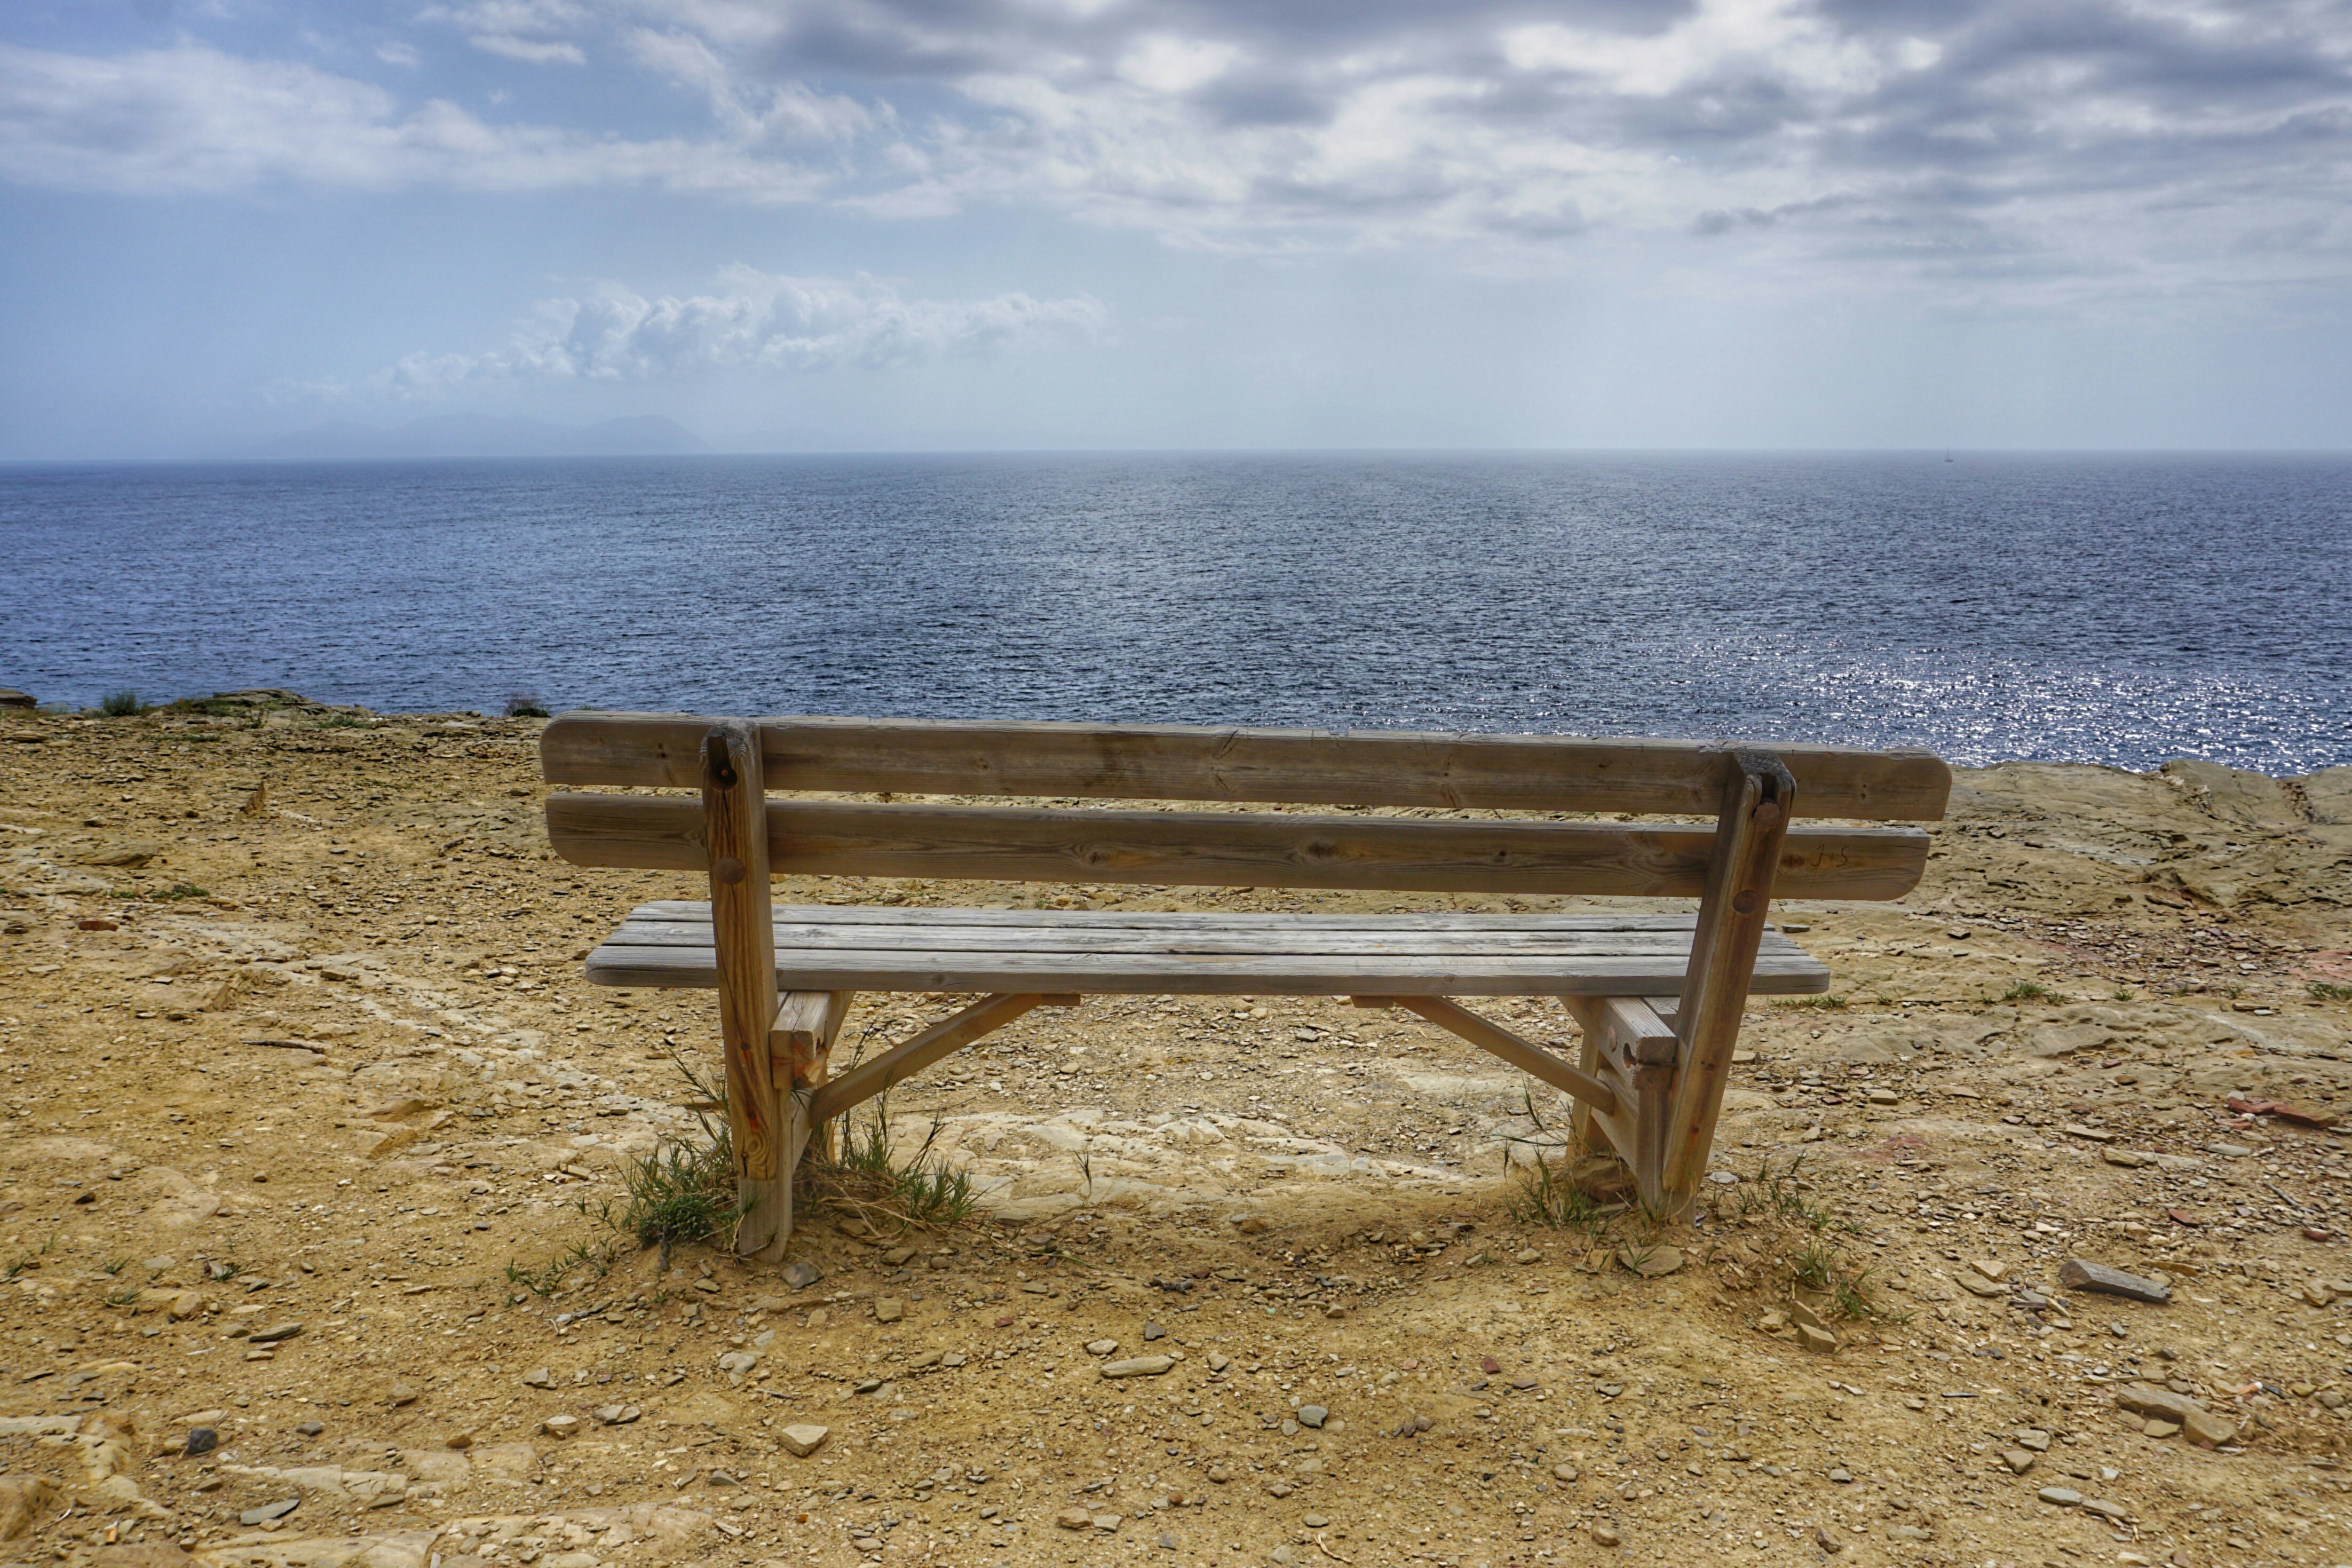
left=3, top=0, right=2350, bottom=457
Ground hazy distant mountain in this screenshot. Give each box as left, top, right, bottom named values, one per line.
left=258, top=414, right=708, bottom=460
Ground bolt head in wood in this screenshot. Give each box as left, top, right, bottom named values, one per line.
left=714, top=854, right=746, bottom=885
left=1732, top=888, right=1760, bottom=914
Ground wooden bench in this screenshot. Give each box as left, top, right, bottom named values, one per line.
left=541, top=714, right=1950, bottom=1256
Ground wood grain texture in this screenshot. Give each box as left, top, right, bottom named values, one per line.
left=1659, top=754, right=1796, bottom=1215
left=630, top=901, right=1722, bottom=932
left=1391, top=995, right=1619, bottom=1116
left=543, top=794, right=1930, bottom=900
left=1564, top=996, right=1680, bottom=1210
left=579, top=931, right=1825, bottom=992
left=702, top=721, right=782, bottom=1237
left=770, top=989, right=854, bottom=1090
left=745, top=989, right=849, bottom=1261
left=539, top=712, right=1952, bottom=821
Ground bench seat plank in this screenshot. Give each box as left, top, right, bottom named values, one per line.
left=584, top=903, right=1832, bottom=997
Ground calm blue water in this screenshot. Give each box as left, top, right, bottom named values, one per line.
left=3, top=453, right=2348, bottom=773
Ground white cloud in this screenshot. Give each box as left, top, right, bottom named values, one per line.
left=5, top=1, right=2352, bottom=298
left=465, top=35, right=587, bottom=66
left=418, top=0, right=591, bottom=64
left=0, top=41, right=831, bottom=196
left=332, top=268, right=1106, bottom=398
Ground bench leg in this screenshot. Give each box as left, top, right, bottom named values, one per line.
left=738, top=990, right=853, bottom=1261
left=1563, top=997, right=1677, bottom=1214
left=1657, top=753, right=1794, bottom=1218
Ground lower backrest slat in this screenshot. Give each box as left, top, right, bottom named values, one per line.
left=546, top=794, right=1930, bottom=900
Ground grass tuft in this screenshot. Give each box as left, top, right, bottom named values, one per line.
left=504, top=1232, right=621, bottom=1298
left=2308, top=980, right=2352, bottom=1003
left=805, top=1097, right=979, bottom=1234
left=1773, top=994, right=1849, bottom=1011
left=617, top=1047, right=744, bottom=1268
left=2000, top=979, right=2057, bottom=1002
left=99, top=690, right=144, bottom=717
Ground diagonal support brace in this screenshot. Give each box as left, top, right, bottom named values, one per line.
left=1375, top=995, right=1620, bottom=1118
left=807, top=993, right=1080, bottom=1125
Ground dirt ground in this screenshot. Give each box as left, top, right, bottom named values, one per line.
left=2, top=694, right=2349, bottom=1568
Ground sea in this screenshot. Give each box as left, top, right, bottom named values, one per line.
left=3, top=452, right=2348, bottom=775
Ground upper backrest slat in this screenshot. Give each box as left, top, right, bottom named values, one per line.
left=541, top=713, right=1951, bottom=821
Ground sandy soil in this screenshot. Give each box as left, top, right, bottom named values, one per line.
left=2, top=694, right=2349, bottom=1568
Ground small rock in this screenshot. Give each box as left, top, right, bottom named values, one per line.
left=1101, top=1355, right=1175, bottom=1379
left=2015, top=1428, right=2050, bottom=1452
left=522, top=1367, right=555, bottom=1388
left=1591, top=1521, right=1622, bottom=1547
left=2037, top=1487, right=2082, bottom=1507
left=1617, top=1244, right=1683, bottom=1278
left=706, top=1469, right=741, bottom=1487
left=1055, top=1506, right=1092, bottom=1530
left=444, top=1432, right=474, bottom=1450
left=875, top=1298, right=905, bottom=1324
left=592, top=1404, right=642, bottom=1426
left=387, top=1384, right=417, bottom=1408
left=1205, top=1464, right=1232, bottom=1484
left=2103, top=1149, right=2149, bottom=1169
left=882, top=1247, right=916, bottom=1266
left=542, top=1415, right=580, bottom=1438
left=1827, top=1468, right=1853, bottom=1484
left=240, top=1499, right=299, bottom=1526
left=783, top=1262, right=823, bottom=1289
left=2300, top=1281, right=2336, bottom=1308
left=2082, top=1499, right=2130, bottom=1523
left=1551, top=1462, right=1579, bottom=1482
left=1795, top=1324, right=1836, bottom=1354
left=296, top=1420, right=323, bottom=1437
left=1302, top=1513, right=1329, bottom=1529
left=1090, top=1513, right=1121, bottom=1532
left=1142, top=1322, right=1166, bottom=1341
left=2142, top=1419, right=2181, bottom=1439
left=779, top=1423, right=829, bottom=1458
left=1814, top=1525, right=1843, bottom=1553
left=2115, top=1382, right=2237, bottom=1446
left=2058, top=1258, right=2171, bottom=1304
left=183, top=1428, right=218, bottom=1458
left=248, top=1321, right=303, bottom=1344
left=1514, top=1248, right=1543, bottom=1263
left=1969, top=1260, right=2006, bottom=1282
left=1296, top=1405, right=1327, bottom=1429
left=2000, top=1450, right=2036, bottom=1475
left=1957, top=1272, right=2007, bottom=1298
left=1087, top=1339, right=1120, bottom=1356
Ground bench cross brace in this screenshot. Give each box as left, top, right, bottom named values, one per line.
left=805, top=993, right=1082, bottom=1127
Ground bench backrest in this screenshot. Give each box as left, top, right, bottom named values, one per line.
left=541, top=714, right=1949, bottom=901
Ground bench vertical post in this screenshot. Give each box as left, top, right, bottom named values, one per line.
left=771, top=992, right=856, bottom=1203
left=1656, top=751, right=1795, bottom=1215
left=701, top=720, right=784, bottom=1257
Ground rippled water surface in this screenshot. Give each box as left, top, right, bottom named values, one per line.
left=4, top=452, right=2347, bottom=772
